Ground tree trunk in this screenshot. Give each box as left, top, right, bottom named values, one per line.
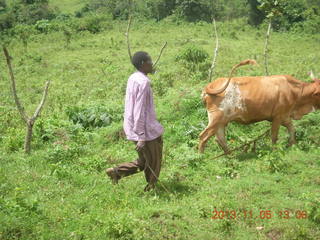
left=24, top=121, right=34, bottom=154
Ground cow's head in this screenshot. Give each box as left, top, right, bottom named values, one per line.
left=310, top=71, right=320, bottom=109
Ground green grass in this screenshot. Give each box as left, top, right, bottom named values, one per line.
left=0, top=18, right=320, bottom=239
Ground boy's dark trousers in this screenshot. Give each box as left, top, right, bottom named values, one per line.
left=114, top=136, right=163, bottom=185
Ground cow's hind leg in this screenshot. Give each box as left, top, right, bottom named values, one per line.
left=271, top=118, right=282, bottom=144
left=199, top=111, right=223, bottom=153
left=282, top=118, right=296, bottom=146
left=215, top=125, right=230, bottom=154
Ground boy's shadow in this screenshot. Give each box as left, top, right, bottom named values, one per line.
left=151, top=179, right=197, bottom=199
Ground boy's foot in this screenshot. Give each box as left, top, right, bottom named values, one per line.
left=106, top=168, right=120, bottom=184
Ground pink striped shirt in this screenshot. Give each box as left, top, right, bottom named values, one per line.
left=123, top=71, right=164, bottom=141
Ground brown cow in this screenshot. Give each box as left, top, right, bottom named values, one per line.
left=199, top=59, right=320, bottom=153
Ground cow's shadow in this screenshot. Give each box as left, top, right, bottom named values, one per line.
left=234, top=152, right=258, bottom=161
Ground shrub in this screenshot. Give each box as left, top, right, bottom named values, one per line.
left=46, top=143, right=84, bottom=163
left=75, top=13, right=113, bottom=33
left=264, top=146, right=289, bottom=173
left=175, top=44, right=208, bottom=64
left=152, top=71, right=175, bottom=96
left=12, top=24, right=35, bottom=48
left=12, top=0, right=56, bottom=25
left=308, top=199, right=320, bottom=224
left=3, top=127, right=25, bottom=152
left=34, top=19, right=51, bottom=33
left=174, top=0, right=213, bottom=22
left=66, top=105, right=113, bottom=130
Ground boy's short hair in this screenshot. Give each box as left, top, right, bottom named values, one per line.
left=132, top=51, right=150, bottom=70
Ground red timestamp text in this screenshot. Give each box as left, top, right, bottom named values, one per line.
left=211, top=209, right=308, bottom=220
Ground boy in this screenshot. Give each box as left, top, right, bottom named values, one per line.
left=106, top=51, right=164, bottom=191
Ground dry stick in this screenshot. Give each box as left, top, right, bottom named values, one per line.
left=126, top=15, right=133, bottom=62
left=32, top=81, right=50, bottom=121
left=208, top=18, right=219, bottom=82
left=153, top=41, right=167, bottom=68
left=3, top=47, right=28, bottom=123
left=146, top=165, right=171, bottom=194
left=264, top=21, right=272, bottom=76
left=125, top=16, right=167, bottom=68
left=3, top=47, right=50, bottom=154
left=212, top=130, right=270, bottom=160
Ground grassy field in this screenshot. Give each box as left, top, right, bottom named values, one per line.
left=0, top=17, right=320, bottom=239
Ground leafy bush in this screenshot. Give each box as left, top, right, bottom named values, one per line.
left=174, top=0, right=214, bottom=22
left=66, top=105, right=113, bottom=130
left=262, top=146, right=289, bottom=173
left=12, top=0, right=56, bottom=25
left=3, top=127, right=25, bottom=152
left=292, top=9, right=320, bottom=34
left=152, top=71, right=175, bottom=96
left=72, top=13, right=113, bottom=33
left=175, top=44, right=208, bottom=64
left=308, top=199, right=320, bottom=224
left=34, top=19, right=51, bottom=33
left=46, top=143, right=84, bottom=163
left=12, top=24, right=35, bottom=48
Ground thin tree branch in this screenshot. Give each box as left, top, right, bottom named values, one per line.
left=31, top=81, right=50, bottom=121
left=152, top=41, right=167, bottom=68
left=126, top=15, right=133, bottom=62
left=264, top=21, right=272, bottom=76
left=208, top=18, right=219, bottom=82
left=3, top=47, right=28, bottom=123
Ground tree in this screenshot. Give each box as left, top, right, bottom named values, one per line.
left=258, top=0, right=307, bottom=31
left=247, top=0, right=265, bottom=25
left=3, top=47, right=50, bottom=154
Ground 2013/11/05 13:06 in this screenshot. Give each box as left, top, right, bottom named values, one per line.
left=211, top=209, right=308, bottom=220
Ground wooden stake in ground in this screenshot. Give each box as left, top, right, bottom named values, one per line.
left=264, top=21, right=272, bottom=76
left=3, top=47, right=50, bottom=154
left=208, top=18, right=219, bottom=82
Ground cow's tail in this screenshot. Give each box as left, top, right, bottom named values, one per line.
left=201, top=91, right=207, bottom=105
left=205, top=59, right=257, bottom=95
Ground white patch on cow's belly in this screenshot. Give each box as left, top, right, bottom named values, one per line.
left=218, top=82, right=246, bottom=117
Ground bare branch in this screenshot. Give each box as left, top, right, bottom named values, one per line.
left=208, top=18, right=219, bottom=82
left=264, top=21, right=272, bottom=76
left=212, top=129, right=269, bottom=160
left=3, top=47, right=28, bottom=123
left=31, top=81, right=50, bottom=121
left=126, top=15, right=133, bottom=62
left=152, top=41, right=167, bottom=68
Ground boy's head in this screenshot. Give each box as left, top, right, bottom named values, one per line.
left=132, top=51, right=153, bottom=74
